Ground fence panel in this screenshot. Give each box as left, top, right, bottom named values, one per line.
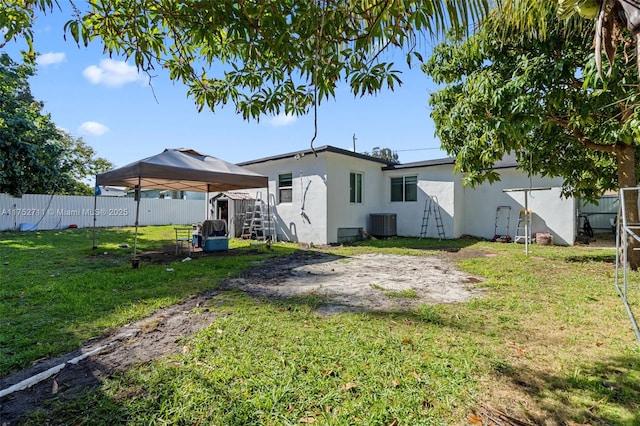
left=0, top=194, right=206, bottom=231
left=579, top=195, right=618, bottom=231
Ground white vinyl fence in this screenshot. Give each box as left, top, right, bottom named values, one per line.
left=0, top=193, right=206, bottom=231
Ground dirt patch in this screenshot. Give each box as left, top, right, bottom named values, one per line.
left=0, top=250, right=484, bottom=424
left=227, top=251, right=485, bottom=313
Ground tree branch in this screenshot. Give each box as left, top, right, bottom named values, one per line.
left=548, top=116, right=617, bottom=153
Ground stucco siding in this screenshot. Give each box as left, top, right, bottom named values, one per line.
left=462, top=170, right=573, bottom=244
left=453, top=176, right=466, bottom=238
left=381, top=165, right=458, bottom=238
left=241, top=147, right=579, bottom=246
left=242, top=154, right=329, bottom=244
left=325, top=152, right=387, bottom=244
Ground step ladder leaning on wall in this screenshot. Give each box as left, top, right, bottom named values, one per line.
left=241, top=192, right=276, bottom=241
left=493, top=206, right=512, bottom=242
left=515, top=209, right=532, bottom=244
left=420, top=195, right=446, bottom=240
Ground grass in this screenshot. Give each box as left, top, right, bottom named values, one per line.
left=2, top=228, right=640, bottom=425
left=35, top=294, right=480, bottom=425
left=369, top=283, right=419, bottom=299
left=0, top=225, right=298, bottom=376
left=386, top=288, right=418, bottom=299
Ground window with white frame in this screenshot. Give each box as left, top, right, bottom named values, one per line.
left=350, top=172, right=363, bottom=203
left=390, top=176, right=417, bottom=202
left=278, top=172, right=293, bottom=203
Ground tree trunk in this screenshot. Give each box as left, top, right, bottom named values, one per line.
left=616, top=143, right=640, bottom=270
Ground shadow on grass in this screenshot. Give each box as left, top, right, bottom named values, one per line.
left=352, top=307, right=640, bottom=425
left=6, top=289, right=458, bottom=425
left=344, top=236, right=483, bottom=252
left=487, top=354, right=640, bottom=425
left=565, top=253, right=617, bottom=264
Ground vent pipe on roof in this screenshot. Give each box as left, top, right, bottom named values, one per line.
left=352, top=133, right=357, bottom=152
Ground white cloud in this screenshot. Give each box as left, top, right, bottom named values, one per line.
left=82, top=59, right=145, bottom=87
left=38, top=52, right=66, bottom=66
left=269, top=113, right=297, bottom=127
left=78, top=121, right=109, bottom=136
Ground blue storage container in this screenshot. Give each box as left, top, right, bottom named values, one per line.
left=204, top=237, right=228, bottom=252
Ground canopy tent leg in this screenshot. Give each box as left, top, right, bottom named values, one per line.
left=92, top=179, right=99, bottom=250
left=524, top=191, right=529, bottom=255
left=132, top=177, right=141, bottom=268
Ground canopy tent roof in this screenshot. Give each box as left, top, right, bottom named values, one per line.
left=96, top=148, right=267, bottom=192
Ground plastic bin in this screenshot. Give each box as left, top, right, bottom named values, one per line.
left=203, top=237, right=228, bottom=252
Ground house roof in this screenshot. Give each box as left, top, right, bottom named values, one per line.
left=239, top=144, right=519, bottom=172
left=96, top=148, right=268, bottom=192
left=382, top=157, right=456, bottom=170
left=211, top=191, right=255, bottom=200
left=238, top=145, right=393, bottom=166
left=382, top=154, right=519, bottom=171
left=98, top=186, right=127, bottom=197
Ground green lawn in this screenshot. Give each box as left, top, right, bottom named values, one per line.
left=0, top=226, right=298, bottom=376
left=1, top=228, right=639, bottom=425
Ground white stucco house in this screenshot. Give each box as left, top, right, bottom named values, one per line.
left=208, top=145, right=606, bottom=246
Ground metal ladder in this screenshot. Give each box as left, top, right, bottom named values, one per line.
left=515, top=209, right=532, bottom=243
left=241, top=192, right=276, bottom=241
left=493, top=206, right=512, bottom=242
left=420, top=195, right=446, bottom=240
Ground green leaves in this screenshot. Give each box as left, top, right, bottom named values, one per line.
left=0, top=0, right=56, bottom=50
left=557, top=0, right=594, bottom=20
left=0, top=53, right=112, bottom=196
left=424, top=7, right=628, bottom=200
left=14, top=0, right=488, bottom=118
left=349, top=62, right=402, bottom=97
left=0, top=53, right=60, bottom=196
left=5, top=1, right=494, bottom=120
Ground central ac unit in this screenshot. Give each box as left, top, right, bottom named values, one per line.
left=369, top=213, right=397, bottom=237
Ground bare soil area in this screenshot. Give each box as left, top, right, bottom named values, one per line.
left=0, top=250, right=484, bottom=425
left=225, top=251, right=485, bottom=313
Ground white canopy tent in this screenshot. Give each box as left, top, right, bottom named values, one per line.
left=94, top=148, right=268, bottom=260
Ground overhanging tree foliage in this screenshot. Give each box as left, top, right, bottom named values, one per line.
left=498, top=1, right=640, bottom=80
left=424, top=7, right=640, bottom=265
left=423, top=9, right=639, bottom=200
left=2, top=1, right=490, bottom=122
left=0, top=53, right=113, bottom=196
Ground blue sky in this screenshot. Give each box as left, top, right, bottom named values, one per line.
left=5, top=7, right=448, bottom=169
